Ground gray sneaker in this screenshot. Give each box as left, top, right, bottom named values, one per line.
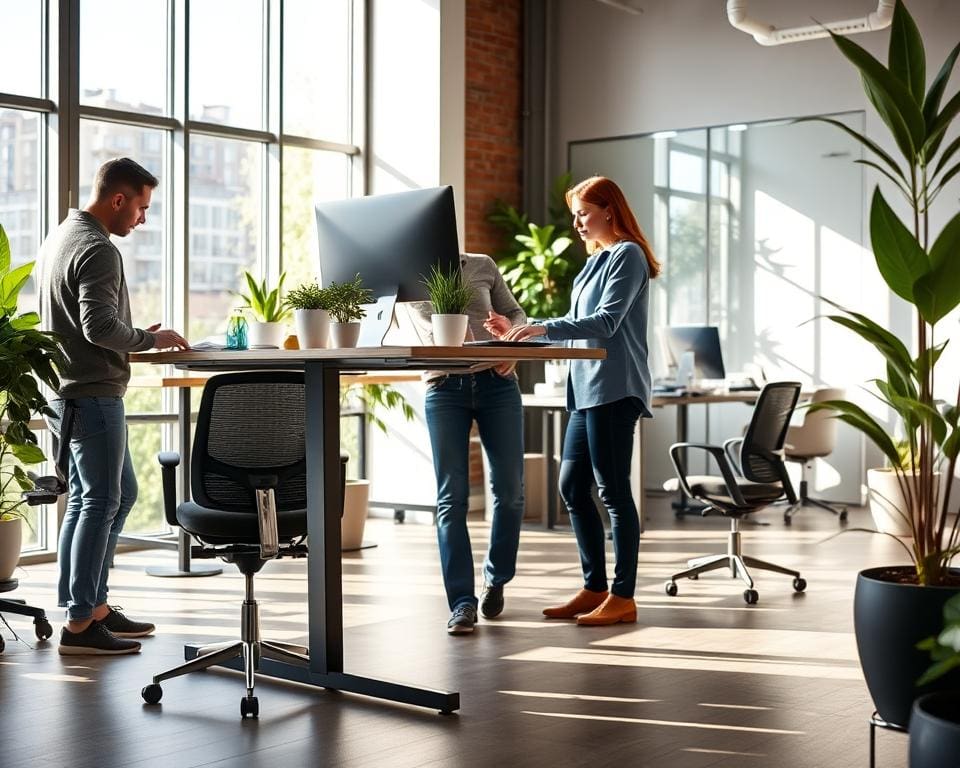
left=447, top=603, right=478, bottom=635
left=479, top=583, right=504, bottom=619
left=58, top=623, right=141, bottom=656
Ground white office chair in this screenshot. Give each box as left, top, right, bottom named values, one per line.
left=783, top=387, right=848, bottom=524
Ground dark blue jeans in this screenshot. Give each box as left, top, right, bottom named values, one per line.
left=47, top=397, right=137, bottom=621
left=424, top=369, right=525, bottom=610
left=559, top=397, right=642, bottom=599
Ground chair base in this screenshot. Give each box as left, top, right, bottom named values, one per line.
left=784, top=478, right=847, bottom=524
left=664, top=518, right=806, bottom=604
left=0, top=594, right=55, bottom=652
left=142, top=571, right=308, bottom=718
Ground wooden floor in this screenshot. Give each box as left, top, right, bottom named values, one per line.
left=0, top=497, right=908, bottom=768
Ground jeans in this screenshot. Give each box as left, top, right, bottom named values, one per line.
left=559, top=397, right=642, bottom=599
left=424, top=369, right=525, bottom=610
left=47, top=397, right=137, bottom=621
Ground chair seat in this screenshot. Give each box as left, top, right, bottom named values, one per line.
left=177, top=501, right=307, bottom=545
left=684, top=475, right=785, bottom=509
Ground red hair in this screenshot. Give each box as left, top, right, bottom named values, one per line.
left=566, top=176, right=661, bottom=278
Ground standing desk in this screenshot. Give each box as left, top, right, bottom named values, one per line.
left=521, top=389, right=768, bottom=530
left=131, top=345, right=603, bottom=714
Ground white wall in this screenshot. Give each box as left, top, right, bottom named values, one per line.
left=549, top=0, right=960, bottom=499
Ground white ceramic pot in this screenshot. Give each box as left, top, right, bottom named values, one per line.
left=0, top=517, right=23, bottom=582
left=248, top=321, right=286, bottom=348
left=330, top=322, right=361, bottom=348
left=341, top=480, right=370, bottom=551
left=294, top=309, right=330, bottom=349
left=866, top=468, right=940, bottom=537
left=431, top=314, right=469, bottom=346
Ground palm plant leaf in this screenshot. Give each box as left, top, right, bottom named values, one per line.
left=804, top=116, right=907, bottom=183
left=913, top=209, right=960, bottom=324
left=923, top=40, right=960, bottom=128
left=888, top=0, right=925, bottom=105
left=869, top=187, right=930, bottom=304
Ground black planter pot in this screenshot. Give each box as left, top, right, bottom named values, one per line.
left=854, top=567, right=960, bottom=729
left=909, top=692, right=960, bottom=768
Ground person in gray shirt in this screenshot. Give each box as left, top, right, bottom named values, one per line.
left=39, top=157, right=188, bottom=656
left=420, top=254, right=527, bottom=635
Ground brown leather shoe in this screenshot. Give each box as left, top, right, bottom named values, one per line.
left=576, top=594, right=637, bottom=626
left=542, top=588, right=609, bottom=619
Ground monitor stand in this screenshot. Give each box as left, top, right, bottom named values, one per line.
left=358, top=292, right=398, bottom=347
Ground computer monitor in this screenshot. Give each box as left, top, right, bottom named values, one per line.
left=315, top=186, right=461, bottom=345
left=663, top=325, right=726, bottom=381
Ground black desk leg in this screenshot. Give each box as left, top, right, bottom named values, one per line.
left=543, top=410, right=556, bottom=528
left=147, top=387, right=221, bottom=578
left=187, top=362, right=459, bottom=713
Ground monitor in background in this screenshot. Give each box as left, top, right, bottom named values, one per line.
left=315, top=186, right=461, bottom=345
left=663, top=325, right=726, bottom=382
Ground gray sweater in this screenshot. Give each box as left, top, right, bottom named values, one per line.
left=38, top=209, right=155, bottom=398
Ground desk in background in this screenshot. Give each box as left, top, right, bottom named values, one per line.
left=522, top=389, right=769, bottom=531
left=131, top=344, right=603, bottom=714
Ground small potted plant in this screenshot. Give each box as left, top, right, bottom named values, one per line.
left=910, top=593, right=960, bottom=767
left=326, top=274, right=372, bottom=348
left=237, top=270, right=291, bottom=348
left=422, top=264, right=474, bottom=346
left=287, top=280, right=332, bottom=349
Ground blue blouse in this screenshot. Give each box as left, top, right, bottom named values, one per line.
left=539, top=240, right=652, bottom=415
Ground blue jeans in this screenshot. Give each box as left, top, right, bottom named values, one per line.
left=559, top=397, right=642, bottom=599
left=424, top=369, right=525, bottom=610
left=47, top=397, right=137, bottom=621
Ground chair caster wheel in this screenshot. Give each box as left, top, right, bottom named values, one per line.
left=665, top=581, right=678, bottom=597
left=142, top=684, right=163, bottom=704
left=743, top=589, right=759, bottom=605
left=839, top=510, right=848, bottom=523
left=793, top=577, right=807, bottom=592
left=35, top=619, right=53, bottom=641
left=783, top=514, right=792, bottom=525
left=241, top=696, right=259, bottom=719
left=0, top=635, right=5, bottom=654
left=688, top=573, right=699, bottom=580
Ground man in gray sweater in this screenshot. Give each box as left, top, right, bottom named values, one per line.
left=39, top=157, right=188, bottom=655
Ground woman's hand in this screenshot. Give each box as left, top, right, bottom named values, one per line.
left=501, top=324, right=546, bottom=342
left=483, top=310, right=512, bottom=338
left=493, top=361, right=517, bottom=376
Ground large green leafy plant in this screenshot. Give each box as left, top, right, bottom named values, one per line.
left=237, top=270, right=291, bottom=323
left=811, top=0, right=960, bottom=586
left=489, top=173, right=585, bottom=318
left=0, top=223, right=63, bottom=521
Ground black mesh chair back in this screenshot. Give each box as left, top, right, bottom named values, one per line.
left=739, top=382, right=801, bottom=484
left=192, top=372, right=307, bottom=513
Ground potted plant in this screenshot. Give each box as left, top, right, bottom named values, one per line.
left=326, top=274, right=372, bottom=349
left=489, top=173, right=583, bottom=388
left=809, top=0, right=960, bottom=729
left=867, top=439, right=935, bottom=536
left=287, top=280, right=332, bottom=349
left=421, top=264, right=474, bottom=346
left=0, top=223, right=63, bottom=579
left=910, top=593, right=960, bottom=767
left=339, top=381, right=416, bottom=550
left=237, top=270, right=291, bottom=348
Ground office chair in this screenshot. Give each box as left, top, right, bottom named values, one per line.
left=664, top=381, right=807, bottom=605
left=782, top=387, right=848, bottom=524
left=141, top=372, right=346, bottom=719
left=0, top=578, right=54, bottom=653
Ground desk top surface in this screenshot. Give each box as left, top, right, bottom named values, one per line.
left=521, top=390, right=768, bottom=408
left=131, top=345, right=604, bottom=369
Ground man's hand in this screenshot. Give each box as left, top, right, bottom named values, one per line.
left=501, top=323, right=546, bottom=342
left=149, top=325, right=190, bottom=350
left=483, top=310, right=512, bottom=338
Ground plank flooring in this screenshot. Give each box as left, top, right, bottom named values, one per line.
left=0, top=497, right=909, bottom=767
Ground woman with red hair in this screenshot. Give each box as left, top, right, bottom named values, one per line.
left=486, top=176, right=660, bottom=625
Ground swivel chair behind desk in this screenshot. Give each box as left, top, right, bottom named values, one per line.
left=0, top=578, right=53, bottom=653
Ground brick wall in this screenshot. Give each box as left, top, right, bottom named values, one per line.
left=463, top=0, right=524, bottom=258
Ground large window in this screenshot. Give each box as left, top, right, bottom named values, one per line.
left=1, top=0, right=365, bottom=554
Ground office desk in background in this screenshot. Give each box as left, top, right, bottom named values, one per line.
left=131, top=344, right=603, bottom=714
left=522, top=389, right=768, bottom=531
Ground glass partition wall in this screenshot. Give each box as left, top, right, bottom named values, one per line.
left=1, top=0, right=364, bottom=555
left=570, top=115, right=869, bottom=502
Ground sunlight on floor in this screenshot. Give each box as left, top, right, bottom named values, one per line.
left=521, top=710, right=805, bottom=735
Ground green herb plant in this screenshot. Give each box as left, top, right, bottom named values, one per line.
left=286, top=281, right=333, bottom=311
left=326, top=274, right=373, bottom=324
left=422, top=264, right=474, bottom=315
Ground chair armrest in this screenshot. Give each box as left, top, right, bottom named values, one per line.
left=157, top=452, right=180, bottom=527
left=668, top=442, right=748, bottom=507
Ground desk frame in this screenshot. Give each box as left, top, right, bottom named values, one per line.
left=132, top=346, right=603, bottom=714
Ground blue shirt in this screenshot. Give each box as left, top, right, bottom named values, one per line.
left=539, top=240, right=652, bottom=415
